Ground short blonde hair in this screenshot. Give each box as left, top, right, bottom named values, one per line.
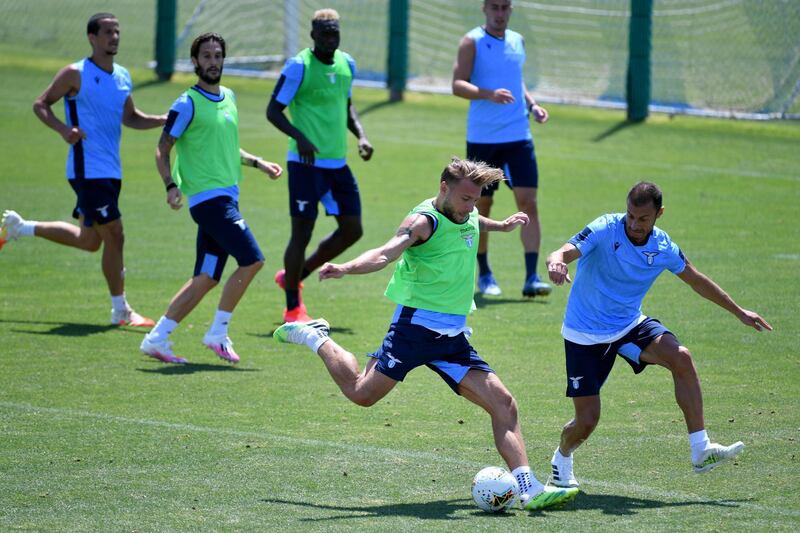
left=313, top=8, right=340, bottom=22
left=440, top=157, right=504, bottom=188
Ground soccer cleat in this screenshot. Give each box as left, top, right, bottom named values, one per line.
left=274, top=269, right=303, bottom=290
left=283, top=303, right=311, bottom=323
left=521, top=486, right=579, bottom=511
left=274, top=318, right=330, bottom=346
left=202, top=333, right=240, bottom=363
left=478, top=272, right=502, bottom=296
left=1, top=210, right=24, bottom=249
left=693, top=441, right=745, bottom=473
left=549, top=454, right=580, bottom=488
left=140, top=336, right=188, bottom=364
left=522, top=274, right=552, bottom=297
left=112, top=307, right=156, bottom=327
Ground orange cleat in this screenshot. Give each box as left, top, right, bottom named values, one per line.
left=283, top=303, right=311, bottom=323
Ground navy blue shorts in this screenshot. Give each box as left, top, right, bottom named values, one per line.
left=287, top=162, right=361, bottom=219
left=368, top=308, right=494, bottom=395
left=466, top=139, right=538, bottom=196
left=69, top=178, right=122, bottom=227
left=564, top=317, right=676, bottom=397
left=189, top=196, right=264, bottom=281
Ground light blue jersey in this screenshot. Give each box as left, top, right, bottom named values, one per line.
left=466, top=27, right=531, bottom=144
left=64, top=58, right=132, bottom=179
left=564, top=213, right=686, bottom=336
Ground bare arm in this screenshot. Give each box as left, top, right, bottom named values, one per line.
left=452, top=36, right=514, bottom=103
left=478, top=211, right=529, bottom=233
left=239, top=148, right=283, bottom=179
left=155, top=130, right=182, bottom=210
left=319, top=214, right=433, bottom=279
left=546, top=243, right=582, bottom=286
left=677, top=257, right=772, bottom=332
left=32, top=65, right=85, bottom=144
left=522, top=82, right=549, bottom=123
left=122, top=95, right=167, bottom=129
left=266, top=96, right=318, bottom=165
left=347, top=98, right=373, bottom=161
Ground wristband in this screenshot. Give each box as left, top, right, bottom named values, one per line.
left=528, top=103, right=536, bottom=114
left=252, top=157, right=261, bottom=168
left=166, top=182, right=177, bottom=192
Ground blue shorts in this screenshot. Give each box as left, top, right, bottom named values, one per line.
left=189, top=196, right=264, bottom=281
left=564, top=317, right=676, bottom=397
left=466, top=139, right=538, bottom=196
left=287, top=162, right=361, bottom=219
left=368, top=307, right=494, bottom=394
left=69, top=178, right=122, bottom=227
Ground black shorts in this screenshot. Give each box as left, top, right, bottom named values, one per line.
left=189, top=196, right=264, bottom=281
left=367, top=307, right=493, bottom=395
left=287, top=162, right=361, bottom=219
left=564, top=317, right=676, bottom=397
left=466, top=139, right=538, bottom=196
left=69, top=178, right=122, bottom=227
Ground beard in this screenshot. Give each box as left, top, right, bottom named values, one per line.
left=196, top=65, right=222, bottom=84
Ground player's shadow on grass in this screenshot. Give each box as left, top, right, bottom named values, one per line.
left=474, top=294, right=548, bottom=308
left=260, top=498, right=475, bottom=521
left=136, top=363, right=260, bottom=375
left=561, top=493, right=752, bottom=516
left=359, top=98, right=401, bottom=117
left=3, top=319, right=118, bottom=337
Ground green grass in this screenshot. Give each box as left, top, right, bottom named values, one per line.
left=1, top=50, right=799, bottom=532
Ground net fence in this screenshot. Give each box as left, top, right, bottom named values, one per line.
left=1, top=0, right=797, bottom=118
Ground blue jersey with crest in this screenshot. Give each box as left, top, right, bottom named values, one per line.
left=466, top=26, right=531, bottom=144
left=64, top=58, right=132, bottom=180
left=564, top=213, right=686, bottom=335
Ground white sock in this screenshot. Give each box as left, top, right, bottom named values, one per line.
left=309, top=334, right=329, bottom=354
left=689, top=429, right=710, bottom=462
left=150, top=316, right=178, bottom=341
left=511, top=466, right=544, bottom=495
left=209, top=309, right=232, bottom=337
left=552, top=447, right=572, bottom=464
left=111, top=294, right=128, bottom=312
left=20, top=221, right=37, bottom=237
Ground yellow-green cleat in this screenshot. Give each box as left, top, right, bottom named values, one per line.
left=522, top=486, right=579, bottom=511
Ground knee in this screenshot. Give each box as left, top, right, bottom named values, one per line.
left=351, top=391, right=380, bottom=408
left=670, top=346, right=697, bottom=376
left=341, top=223, right=363, bottom=246
left=194, top=273, right=219, bottom=291
left=248, top=260, right=265, bottom=273
left=517, top=194, right=539, bottom=216
left=573, top=409, right=600, bottom=435
left=81, top=238, right=102, bottom=253
left=491, top=390, right=519, bottom=425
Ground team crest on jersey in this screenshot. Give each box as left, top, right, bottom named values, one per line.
left=223, top=111, right=232, bottom=122
left=462, top=234, right=474, bottom=248
left=94, top=76, right=101, bottom=84
left=642, top=251, right=659, bottom=265
left=327, top=72, right=336, bottom=84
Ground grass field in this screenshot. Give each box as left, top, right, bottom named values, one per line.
left=1, top=46, right=799, bottom=531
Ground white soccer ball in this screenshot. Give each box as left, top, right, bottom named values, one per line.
left=471, top=466, right=520, bottom=513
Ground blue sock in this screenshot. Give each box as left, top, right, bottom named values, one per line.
left=477, top=253, right=491, bottom=276
left=524, top=252, right=539, bottom=280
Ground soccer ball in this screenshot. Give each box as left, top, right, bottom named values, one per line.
left=471, top=466, right=520, bottom=513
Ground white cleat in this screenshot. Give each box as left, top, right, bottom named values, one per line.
left=202, top=333, right=240, bottom=363
left=693, top=441, right=745, bottom=473
left=1, top=210, right=24, bottom=243
left=140, top=335, right=188, bottom=364
left=274, top=318, right=330, bottom=346
left=112, top=307, right=156, bottom=327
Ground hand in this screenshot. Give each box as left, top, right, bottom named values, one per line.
left=501, top=212, right=529, bottom=231
left=157, top=114, right=168, bottom=126
left=358, top=138, right=374, bottom=161
left=531, top=104, right=549, bottom=124
left=319, top=262, right=346, bottom=280
left=257, top=160, right=283, bottom=179
left=61, top=126, right=86, bottom=145
left=547, top=260, right=572, bottom=286
left=489, top=88, right=515, bottom=104
left=167, top=187, right=183, bottom=210
left=297, top=136, right=319, bottom=165
left=737, top=309, right=772, bottom=332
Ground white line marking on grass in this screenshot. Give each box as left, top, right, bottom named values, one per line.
left=774, top=254, right=800, bottom=260
left=3, top=401, right=798, bottom=518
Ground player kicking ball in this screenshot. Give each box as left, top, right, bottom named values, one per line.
left=275, top=158, right=578, bottom=510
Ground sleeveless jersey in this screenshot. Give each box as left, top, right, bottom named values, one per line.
left=64, top=58, right=132, bottom=179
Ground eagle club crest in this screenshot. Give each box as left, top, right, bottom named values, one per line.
left=462, top=233, right=474, bottom=248
left=327, top=72, right=336, bottom=84
left=642, top=251, right=659, bottom=265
